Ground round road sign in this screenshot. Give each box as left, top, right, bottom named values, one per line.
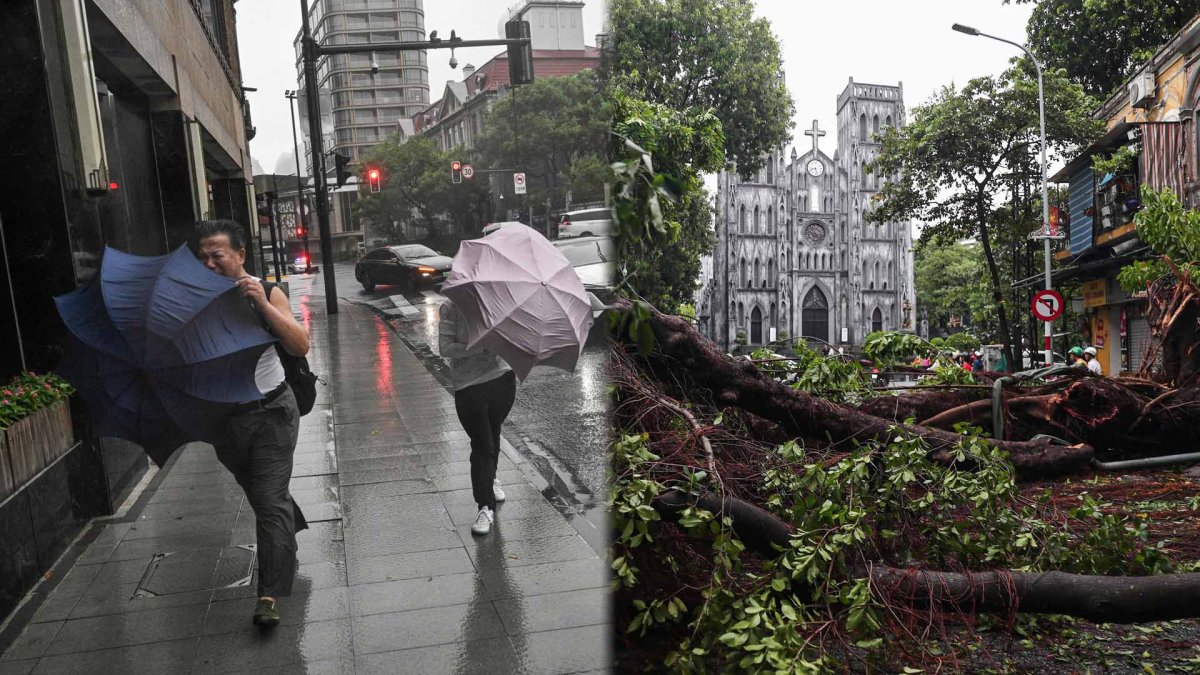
left=462, top=164, right=475, bottom=180
left=1031, top=289, right=1065, bottom=322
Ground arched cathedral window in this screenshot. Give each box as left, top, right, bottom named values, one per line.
left=859, top=113, right=867, bottom=140
left=739, top=205, right=746, bottom=233
left=809, top=184, right=820, bottom=212
left=872, top=114, right=880, bottom=137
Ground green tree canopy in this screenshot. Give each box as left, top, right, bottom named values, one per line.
left=611, top=92, right=724, bottom=310
left=915, top=240, right=997, bottom=339
left=354, top=136, right=490, bottom=242
left=608, top=0, right=794, bottom=175
left=1008, top=0, right=1200, bottom=98
left=475, top=70, right=609, bottom=212
left=869, top=62, right=1100, bottom=369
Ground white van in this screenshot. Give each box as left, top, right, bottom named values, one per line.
left=557, top=207, right=613, bottom=239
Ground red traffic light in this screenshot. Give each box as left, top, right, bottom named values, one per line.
left=367, top=168, right=380, bottom=180
left=451, top=161, right=461, bottom=171
left=295, top=226, right=306, bottom=238
left=366, top=167, right=382, bottom=193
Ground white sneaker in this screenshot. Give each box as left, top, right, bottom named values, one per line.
left=493, top=479, right=506, bottom=502
left=471, top=506, right=494, bottom=536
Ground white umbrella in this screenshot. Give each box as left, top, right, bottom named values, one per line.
left=441, top=226, right=594, bottom=380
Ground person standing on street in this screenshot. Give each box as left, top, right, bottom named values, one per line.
left=439, top=298, right=515, bottom=536
left=194, top=220, right=310, bottom=628
left=1084, top=346, right=1103, bottom=375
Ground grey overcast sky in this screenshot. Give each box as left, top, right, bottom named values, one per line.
left=752, top=0, right=1034, bottom=157
left=237, top=0, right=608, bottom=176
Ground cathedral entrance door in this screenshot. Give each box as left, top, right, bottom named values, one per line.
left=750, top=307, right=763, bottom=345
left=802, top=287, right=829, bottom=344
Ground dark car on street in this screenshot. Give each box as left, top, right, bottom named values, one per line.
left=355, top=244, right=453, bottom=292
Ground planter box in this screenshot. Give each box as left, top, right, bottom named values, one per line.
left=3, top=401, right=73, bottom=489
left=0, top=432, right=11, bottom=501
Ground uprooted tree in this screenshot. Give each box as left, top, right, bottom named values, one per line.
left=608, top=300, right=1200, bottom=671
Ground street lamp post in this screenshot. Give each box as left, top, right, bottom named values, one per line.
left=953, top=23, right=1057, bottom=367
left=284, top=90, right=311, bottom=274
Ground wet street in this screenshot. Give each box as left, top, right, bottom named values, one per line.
left=313, top=262, right=612, bottom=543
left=0, top=274, right=612, bottom=673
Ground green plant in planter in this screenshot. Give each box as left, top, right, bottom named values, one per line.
left=0, top=372, right=74, bottom=428
left=1091, top=145, right=1137, bottom=178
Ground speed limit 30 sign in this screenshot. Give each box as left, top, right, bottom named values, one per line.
left=1031, top=289, right=1064, bottom=322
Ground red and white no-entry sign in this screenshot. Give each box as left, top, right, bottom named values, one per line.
left=1031, top=289, right=1064, bottom=322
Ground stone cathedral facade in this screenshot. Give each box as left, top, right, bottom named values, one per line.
left=700, top=79, right=917, bottom=350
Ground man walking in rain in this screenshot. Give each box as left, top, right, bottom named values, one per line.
left=195, top=220, right=310, bottom=627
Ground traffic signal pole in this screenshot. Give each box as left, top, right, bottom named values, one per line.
left=299, top=0, right=531, bottom=314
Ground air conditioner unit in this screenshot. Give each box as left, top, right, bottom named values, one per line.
left=1129, top=70, right=1156, bottom=109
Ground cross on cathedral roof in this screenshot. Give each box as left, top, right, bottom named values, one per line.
left=804, top=119, right=825, bottom=156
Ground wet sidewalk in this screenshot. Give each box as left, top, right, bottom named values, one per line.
left=0, top=277, right=612, bottom=674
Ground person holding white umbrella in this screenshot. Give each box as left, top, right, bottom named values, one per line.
left=438, top=299, right=514, bottom=536
left=439, top=226, right=595, bottom=536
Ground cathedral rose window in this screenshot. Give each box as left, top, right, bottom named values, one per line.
left=804, top=221, right=827, bottom=244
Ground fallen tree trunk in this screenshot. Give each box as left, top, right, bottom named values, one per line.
left=654, top=490, right=1200, bottom=625
left=615, top=300, right=1094, bottom=478
left=870, top=567, right=1200, bottom=625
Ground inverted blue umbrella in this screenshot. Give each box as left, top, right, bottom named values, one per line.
left=54, top=244, right=276, bottom=466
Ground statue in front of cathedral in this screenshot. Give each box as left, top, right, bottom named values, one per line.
left=902, top=299, right=912, bottom=329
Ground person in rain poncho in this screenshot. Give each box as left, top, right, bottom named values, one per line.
left=438, top=298, right=515, bottom=536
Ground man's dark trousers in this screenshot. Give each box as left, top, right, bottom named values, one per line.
left=214, top=385, right=308, bottom=597
left=454, top=371, right=517, bottom=510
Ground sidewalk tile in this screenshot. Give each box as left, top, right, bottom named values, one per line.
left=448, top=496, right=560, bottom=527
left=123, top=513, right=237, bottom=541
left=0, top=660, right=35, bottom=674
left=44, top=605, right=205, bottom=655
left=349, top=572, right=477, bottom=617
left=96, top=534, right=232, bottom=564
left=355, top=637, right=520, bottom=675
left=28, top=636, right=199, bottom=675
left=201, top=587, right=349, bottom=635
left=454, top=515, right=580, bottom=546
left=190, top=618, right=353, bottom=673
left=135, top=497, right=242, bottom=521
left=29, top=564, right=103, bottom=623
left=494, top=587, right=609, bottom=635
left=67, top=583, right=211, bottom=620
left=351, top=604, right=507, bottom=655
left=509, top=624, right=614, bottom=675
left=346, top=547, right=474, bottom=586
left=343, top=522, right=461, bottom=559
left=477, top=559, right=610, bottom=601
left=432, top=469, right=525, bottom=492
left=0, top=622, right=61, bottom=662
left=464, top=534, right=598, bottom=570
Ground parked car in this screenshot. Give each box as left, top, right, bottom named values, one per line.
left=553, top=236, right=615, bottom=290
left=557, top=207, right=613, bottom=239
left=481, top=221, right=526, bottom=236
left=355, top=244, right=452, bottom=292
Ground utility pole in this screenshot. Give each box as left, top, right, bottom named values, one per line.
left=297, top=0, right=532, bottom=314
left=285, top=90, right=311, bottom=273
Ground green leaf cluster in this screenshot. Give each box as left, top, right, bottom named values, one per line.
left=1009, top=0, right=1200, bottom=99
left=870, top=62, right=1099, bottom=366
left=353, top=136, right=491, bottom=241
left=607, top=0, right=794, bottom=175
left=1117, top=185, right=1200, bottom=293
left=611, top=425, right=1173, bottom=670
left=475, top=70, right=611, bottom=210
left=609, top=92, right=723, bottom=310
